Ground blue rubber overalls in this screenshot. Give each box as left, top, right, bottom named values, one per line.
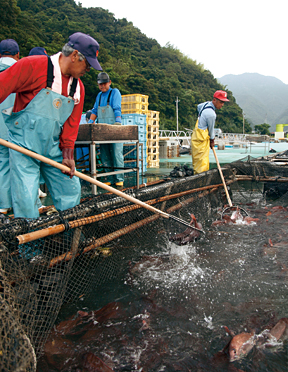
left=97, top=90, right=124, bottom=184
left=3, top=57, right=81, bottom=218
left=0, top=62, right=15, bottom=209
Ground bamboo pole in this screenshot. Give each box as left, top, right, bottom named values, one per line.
left=0, top=139, right=201, bottom=231
left=16, top=181, right=230, bottom=244
left=48, top=185, right=222, bottom=268
left=235, top=175, right=288, bottom=182
left=49, top=214, right=160, bottom=268
left=212, top=147, right=232, bottom=207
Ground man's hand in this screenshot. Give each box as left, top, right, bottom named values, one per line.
left=62, top=148, right=75, bottom=178
left=210, top=139, right=215, bottom=149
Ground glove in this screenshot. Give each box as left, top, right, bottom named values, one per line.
left=88, top=119, right=94, bottom=124
left=210, top=139, right=215, bottom=149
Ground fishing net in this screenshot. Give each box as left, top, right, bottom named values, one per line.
left=1, top=152, right=288, bottom=369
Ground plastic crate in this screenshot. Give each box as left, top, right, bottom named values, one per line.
left=147, top=148, right=159, bottom=156
left=122, top=94, right=149, bottom=104
left=124, top=145, right=147, bottom=160
left=122, top=108, right=149, bottom=116
left=121, top=114, right=146, bottom=125
left=138, top=133, right=147, bottom=143
left=147, top=118, right=159, bottom=127
left=147, top=110, right=160, bottom=120
left=147, top=139, right=159, bottom=148
left=80, top=113, right=87, bottom=124
left=147, top=159, right=159, bottom=168
left=147, top=123, right=159, bottom=134
left=147, top=133, right=159, bottom=141
left=122, top=102, right=148, bottom=111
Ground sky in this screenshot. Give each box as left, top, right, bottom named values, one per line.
left=80, top=0, right=288, bottom=85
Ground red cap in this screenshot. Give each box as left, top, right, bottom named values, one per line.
left=213, top=90, right=229, bottom=102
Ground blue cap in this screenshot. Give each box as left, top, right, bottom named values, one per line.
left=29, top=47, right=48, bottom=56
left=67, top=32, right=102, bottom=71
left=0, top=39, right=19, bottom=56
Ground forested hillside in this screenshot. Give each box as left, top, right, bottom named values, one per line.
left=1, top=0, right=251, bottom=133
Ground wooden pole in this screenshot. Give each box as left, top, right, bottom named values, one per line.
left=0, top=138, right=204, bottom=232
left=212, top=147, right=233, bottom=207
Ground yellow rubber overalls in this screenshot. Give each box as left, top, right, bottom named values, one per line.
left=191, top=103, right=214, bottom=174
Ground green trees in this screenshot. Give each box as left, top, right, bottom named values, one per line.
left=0, top=0, right=251, bottom=133
left=254, top=124, right=271, bottom=135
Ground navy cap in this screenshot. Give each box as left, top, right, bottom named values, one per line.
left=0, top=39, right=19, bottom=56
left=97, top=72, right=110, bottom=84
left=67, top=32, right=102, bottom=71
left=29, top=47, right=48, bottom=56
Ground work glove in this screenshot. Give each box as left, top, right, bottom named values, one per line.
left=210, top=139, right=215, bottom=149
left=62, top=148, right=75, bottom=178
left=88, top=119, right=94, bottom=124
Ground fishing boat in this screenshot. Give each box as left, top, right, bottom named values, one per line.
left=1, top=150, right=288, bottom=370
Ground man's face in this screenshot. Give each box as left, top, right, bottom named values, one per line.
left=213, top=98, right=225, bottom=110
left=70, top=52, right=91, bottom=79
left=98, top=81, right=111, bottom=93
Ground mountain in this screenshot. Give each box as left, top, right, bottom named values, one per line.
left=0, top=0, right=251, bottom=133
left=218, top=73, right=288, bottom=132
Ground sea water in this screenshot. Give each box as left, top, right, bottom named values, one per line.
left=38, top=189, right=288, bottom=371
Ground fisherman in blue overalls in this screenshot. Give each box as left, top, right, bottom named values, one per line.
left=89, top=72, right=124, bottom=187
left=0, top=33, right=102, bottom=218
left=0, top=39, right=20, bottom=214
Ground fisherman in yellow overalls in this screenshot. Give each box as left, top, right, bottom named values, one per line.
left=191, top=90, right=229, bottom=174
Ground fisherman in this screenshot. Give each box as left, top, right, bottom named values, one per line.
left=28, top=46, right=48, bottom=56
left=191, top=90, right=229, bottom=174
left=0, top=32, right=102, bottom=218
left=0, top=39, right=20, bottom=214
left=88, top=72, right=124, bottom=187
left=28, top=46, right=50, bottom=198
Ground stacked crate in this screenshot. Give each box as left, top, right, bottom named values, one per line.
left=146, top=110, right=160, bottom=168
left=122, top=94, right=149, bottom=116
left=121, top=94, right=160, bottom=169
left=122, top=113, right=147, bottom=174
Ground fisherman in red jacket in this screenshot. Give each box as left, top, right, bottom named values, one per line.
left=0, top=32, right=102, bottom=218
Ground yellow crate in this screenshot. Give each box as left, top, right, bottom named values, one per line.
left=122, top=102, right=149, bottom=111
left=147, top=140, right=159, bottom=148
left=147, top=124, right=159, bottom=134
left=122, top=108, right=149, bottom=116
left=147, top=118, right=159, bottom=127
left=147, top=110, right=160, bottom=120
left=122, top=94, right=149, bottom=104
left=147, top=159, right=160, bottom=168
left=147, top=133, right=159, bottom=141
left=148, top=153, right=159, bottom=159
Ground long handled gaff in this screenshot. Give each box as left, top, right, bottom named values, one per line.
left=0, top=139, right=204, bottom=234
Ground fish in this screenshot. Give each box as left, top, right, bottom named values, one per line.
left=169, top=214, right=202, bottom=245
left=257, top=318, right=288, bottom=347
left=268, top=317, right=288, bottom=340
left=224, top=326, right=256, bottom=362
left=82, top=352, right=114, bottom=372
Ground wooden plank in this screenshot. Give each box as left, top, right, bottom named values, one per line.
left=76, top=123, right=139, bottom=141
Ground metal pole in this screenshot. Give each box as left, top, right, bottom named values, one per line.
left=175, top=97, right=180, bottom=133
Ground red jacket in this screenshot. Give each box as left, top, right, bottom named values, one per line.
left=0, top=55, right=85, bottom=149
